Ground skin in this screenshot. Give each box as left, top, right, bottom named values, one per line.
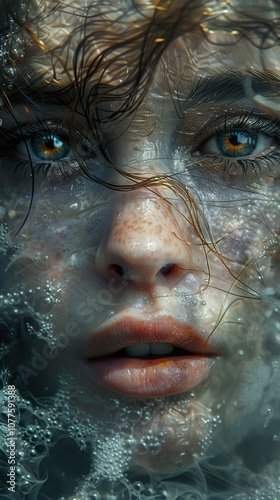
left=1, top=0, right=280, bottom=495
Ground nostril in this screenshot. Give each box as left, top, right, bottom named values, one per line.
left=110, top=264, right=125, bottom=278
left=160, top=263, right=174, bottom=276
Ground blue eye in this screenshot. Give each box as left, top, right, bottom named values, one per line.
left=216, top=130, right=258, bottom=157
left=29, top=133, right=71, bottom=162
left=198, top=129, right=274, bottom=158
left=1, top=121, right=99, bottom=185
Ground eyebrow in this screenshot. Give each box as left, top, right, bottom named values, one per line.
left=6, top=81, right=76, bottom=110
left=185, top=69, right=280, bottom=107
left=5, top=69, right=280, bottom=115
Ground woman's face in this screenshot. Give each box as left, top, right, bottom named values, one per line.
left=1, top=0, right=280, bottom=480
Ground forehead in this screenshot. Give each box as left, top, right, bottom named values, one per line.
left=2, top=0, right=280, bottom=107
left=148, top=37, right=280, bottom=125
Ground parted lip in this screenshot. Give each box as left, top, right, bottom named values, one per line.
left=84, top=315, right=217, bottom=359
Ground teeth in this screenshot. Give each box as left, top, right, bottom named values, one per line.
left=149, top=343, right=174, bottom=355
left=125, top=342, right=174, bottom=357
left=125, top=343, right=150, bottom=357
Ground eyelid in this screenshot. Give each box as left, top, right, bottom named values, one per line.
left=0, top=120, right=68, bottom=147
left=0, top=120, right=97, bottom=156
left=191, top=112, right=280, bottom=156
left=0, top=119, right=101, bottom=187
left=197, top=130, right=275, bottom=160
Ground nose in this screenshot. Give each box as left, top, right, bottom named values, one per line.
left=96, top=190, right=194, bottom=285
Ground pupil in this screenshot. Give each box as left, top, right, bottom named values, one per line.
left=45, top=139, right=55, bottom=150
left=229, top=133, right=240, bottom=146
left=228, top=132, right=250, bottom=146
left=44, top=136, right=63, bottom=150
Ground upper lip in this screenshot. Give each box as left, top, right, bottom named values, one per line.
left=84, top=315, right=217, bottom=358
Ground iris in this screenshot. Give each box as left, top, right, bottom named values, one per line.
left=216, top=130, right=258, bottom=157
left=30, top=134, right=70, bottom=161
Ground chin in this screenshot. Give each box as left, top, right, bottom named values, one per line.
left=128, top=398, right=217, bottom=475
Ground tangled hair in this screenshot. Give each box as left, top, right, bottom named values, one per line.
left=1, top=3, right=280, bottom=499
left=5, top=0, right=280, bottom=120
left=2, top=0, right=280, bottom=299
left=64, top=1, right=280, bottom=283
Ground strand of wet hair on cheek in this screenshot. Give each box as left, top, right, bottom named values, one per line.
left=2, top=95, right=36, bottom=236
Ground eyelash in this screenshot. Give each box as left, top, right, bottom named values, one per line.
left=0, top=121, right=92, bottom=180
left=195, top=112, right=280, bottom=176
left=2, top=112, right=280, bottom=184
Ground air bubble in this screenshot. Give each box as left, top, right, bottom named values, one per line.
left=135, top=440, right=148, bottom=455
left=105, top=398, right=119, bottom=410
left=128, top=409, right=143, bottom=422
left=15, top=466, right=22, bottom=476
left=133, top=481, right=145, bottom=492
left=3, top=65, right=17, bottom=80
left=91, top=493, right=101, bottom=500
left=261, top=404, right=274, bottom=420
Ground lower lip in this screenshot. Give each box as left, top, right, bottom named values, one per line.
left=84, top=356, right=214, bottom=398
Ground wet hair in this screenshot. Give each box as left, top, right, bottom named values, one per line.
left=2, top=0, right=280, bottom=321
left=1, top=2, right=280, bottom=499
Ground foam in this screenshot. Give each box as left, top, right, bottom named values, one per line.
left=1, top=214, right=280, bottom=499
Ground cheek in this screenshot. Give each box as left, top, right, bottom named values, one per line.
left=129, top=400, right=216, bottom=474
left=190, top=185, right=280, bottom=351
left=5, top=177, right=110, bottom=268
left=204, top=189, right=280, bottom=279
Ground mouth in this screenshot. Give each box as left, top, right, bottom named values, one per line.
left=83, top=316, right=219, bottom=398
left=118, top=342, right=182, bottom=357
